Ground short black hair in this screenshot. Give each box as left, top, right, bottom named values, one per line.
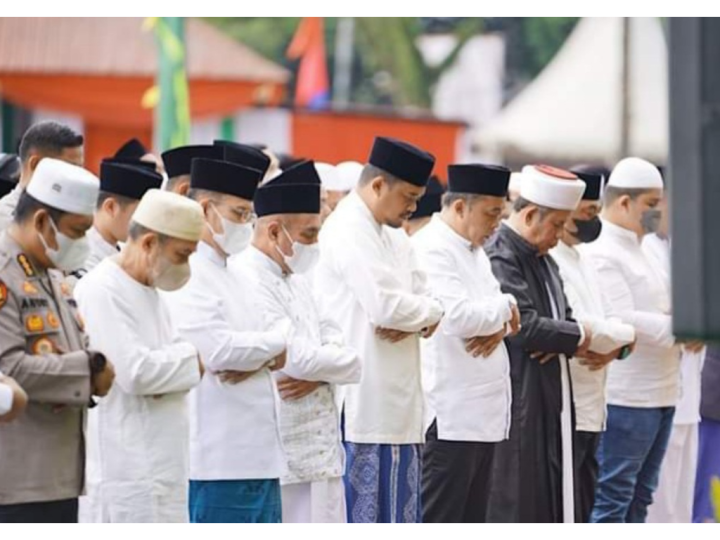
left=18, top=121, right=84, bottom=163
left=603, top=186, right=652, bottom=206
left=358, top=164, right=403, bottom=187
left=13, top=191, right=67, bottom=224
left=96, top=191, right=137, bottom=211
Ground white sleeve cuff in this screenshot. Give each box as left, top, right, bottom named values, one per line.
left=0, top=383, right=14, bottom=416
left=577, top=323, right=586, bottom=347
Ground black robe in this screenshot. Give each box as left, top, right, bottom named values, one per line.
left=484, top=223, right=581, bottom=523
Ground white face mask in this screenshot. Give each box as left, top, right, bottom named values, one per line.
left=38, top=217, right=91, bottom=272
left=150, top=250, right=191, bottom=291
left=275, top=225, right=320, bottom=274
left=209, top=205, right=253, bottom=256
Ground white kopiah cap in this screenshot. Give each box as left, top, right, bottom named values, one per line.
left=608, top=157, right=663, bottom=190
left=131, top=189, right=204, bottom=242
left=26, top=158, right=99, bottom=216
left=334, top=161, right=363, bottom=191
left=519, top=164, right=586, bottom=211
left=314, top=162, right=343, bottom=191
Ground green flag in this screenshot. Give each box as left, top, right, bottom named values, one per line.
left=153, top=17, right=191, bottom=151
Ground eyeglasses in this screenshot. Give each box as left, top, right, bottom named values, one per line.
left=235, top=209, right=257, bottom=224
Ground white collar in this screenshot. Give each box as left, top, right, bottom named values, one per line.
left=554, top=239, right=580, bottom=261
left=601, top=219, right=641, bottom=247
left=346, top=190, right=382, bottom=235
left=432, top=214, right=474, bottom=252
left=244, top=244, right=285, bottom=278
left=196, top=241, right=227, bottom=268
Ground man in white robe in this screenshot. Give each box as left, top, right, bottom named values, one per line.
left=234, top=160, right=361, bottom=522
left=550, top=167, right=635, bottom=522
left=315, top=137, right=444, bottom=523
left=75, top=189, right=205, bottom=522
left=413, top=163, right=519, bottom=522
left=165, top=156, right=290, bottom=523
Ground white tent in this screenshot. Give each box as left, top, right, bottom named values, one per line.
left=474, top=17, right=668, bottom=166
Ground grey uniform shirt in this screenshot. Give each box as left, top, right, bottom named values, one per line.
left=0, top=232, right=92, bottom=505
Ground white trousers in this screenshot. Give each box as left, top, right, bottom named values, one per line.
left=281, top=477, right=347, bottom=523
left=646, top=423, right=699, bottom=523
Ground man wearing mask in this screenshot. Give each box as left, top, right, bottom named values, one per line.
left=0, top=121, right=84, bottom=231
left=584, top=157, right=681, bottom=523
left=550, top=167, right=636, bottom=522
left=315, top=137, right=444, bottom=523
left=74, top=189, right=205, bottom=522
left=165, top=158, right=290, bottom=523
left=642, top=187, right=705, bottom=523
left=412, top=163, right=519, bottom=523
left=485, top=165, right=592, bottom=523
left=237, top=161, right=362, bottom=522
left=0, top=158, right=115, bottom=523
left=77, top=160, right=163, bottom=275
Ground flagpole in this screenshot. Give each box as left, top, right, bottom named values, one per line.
left=333, top=17, right=354, bottom=109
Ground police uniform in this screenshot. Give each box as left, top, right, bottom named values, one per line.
left=0, top=233, right=92, bottom=517
left=0, top=157, right=101, bottom=523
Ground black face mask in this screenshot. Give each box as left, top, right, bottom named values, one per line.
left=641, top=208, right=662, bottom=235
left=571, top=216, right=603, bottom=243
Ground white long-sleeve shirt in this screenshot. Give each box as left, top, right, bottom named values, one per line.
left=412, top=215, right=513, bottom=442
left=237, top=246, right=361, bottom=485
left=164, top=242, right=289, bottom=481
left=583, top=220, right=680, bottom=408
left=315, top=191, right=444, bottom=444
left=83, top=226, right=119, bottom=273
left=74, top=257, right=202, bottom=523
left=0, top=371, right=12, bottom=415
left=552, top=240, right=635, bottom=432
left=642, top=233, right=704, bottom=424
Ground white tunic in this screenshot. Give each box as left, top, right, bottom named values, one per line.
left=411, top=215, right=513, bottom=442
left=74, top=257, right=202, bottom=523
left=164, top=242, right=288, bottom=481
left=552, top=240, right=635, bottom=432
left=83, top=226, right=119, bottom=273
left=583, top=220, right=680, bottom=408
left=315, top=191, right=444, bottom=444
left=0, top=371, right=12, bottom=415
left=237, top=247, right=361, bottom=486
left=641, top=233, right=703, bottom=424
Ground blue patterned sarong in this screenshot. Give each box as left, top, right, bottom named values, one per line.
left=343, top=442, right=422, bottom=523
left=188, top=479, right=281, bottom=523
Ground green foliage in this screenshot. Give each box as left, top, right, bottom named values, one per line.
left=203, top=17, right=578, bottom=109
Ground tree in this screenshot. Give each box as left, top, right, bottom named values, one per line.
left=204, top=17, right=578, bottom=109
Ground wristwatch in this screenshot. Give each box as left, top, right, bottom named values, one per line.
left=88, top=351, right=107, bottom=375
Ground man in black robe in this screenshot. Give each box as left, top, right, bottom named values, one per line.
left=485, top=165, right=594, bottom=523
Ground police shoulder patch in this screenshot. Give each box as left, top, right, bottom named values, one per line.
left=17, top=254, right=35, bottom=278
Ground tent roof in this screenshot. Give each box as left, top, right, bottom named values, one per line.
left=475, top=17, right=668, bottom=165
